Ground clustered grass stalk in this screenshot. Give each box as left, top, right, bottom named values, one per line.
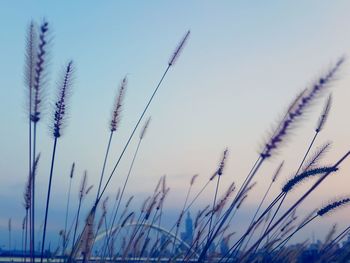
left=101, top=117, right=151, bottom=260
left=69, top=30, right=190, bottom=260
left=321, top=224, right=350, bottom=254
left=272, top=197, right=350, bottom=255
left=91, top=197, right=109, bottom=251
left=28, top=20, right=50, bottom=263
left=240, top=150, right=350, bottom=261
left=238, top=161, right=284, bottom=253
left=257, top=94, right=333, bottom=252
left=220, top=165, right=337, bottom=262
left=140, top=188, right=170, bottom=261
left=214, top=59, right=344, bottom=262
left=183, top=182, right=238, bottom=260
left=156, top=151, right=230, bottom=258
left=24, top=21, right=36, bottom=262
left=206, top=149, right=228, bottom=246
left=95, top=30, right=191, bottom=205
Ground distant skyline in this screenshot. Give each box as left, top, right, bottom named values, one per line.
left=1, top=1, right=350, bottom=248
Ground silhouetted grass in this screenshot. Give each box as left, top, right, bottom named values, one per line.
left=11, top=19, right=350, bottom=263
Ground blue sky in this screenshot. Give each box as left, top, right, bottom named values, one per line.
left=1, top=0, right=350, bottom=249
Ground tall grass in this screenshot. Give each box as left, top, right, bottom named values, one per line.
left=40, top=61, right=74, bottom=262
left=27, top=20, right=50, bottom=263
left=11, top=19, right=350, bottom=263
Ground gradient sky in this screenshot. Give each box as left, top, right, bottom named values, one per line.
left=1, top=0, right=350, bottom=249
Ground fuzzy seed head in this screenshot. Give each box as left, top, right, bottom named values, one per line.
left=317, top=197, right=350, bottom=217
left=190, top=174, right=199, bottom=186
left=272, top=161, right=284, bottom=182
left=79, top=171, right=88, bottom=199
left=31, top=20, right=50, bottom=123
left=85, top=185, right=94, bottom=195
left=282, top=166, right=338, bottom=193
left=52, top=61, right=74, bottom=138
left=110, top=76, right=127, bottom=132
left=70, top=162, right=75, bottom=179
left=301, top=142, right=331, bottom=172
left=316, top=94, right=332, bottom=133
left=168, top=30, right=190, bottom=66
left=140, top=117, right=151, bottom=140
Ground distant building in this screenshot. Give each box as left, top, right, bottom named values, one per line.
left=180, top=212, right=193, bottom=244
left=220, top=238, right=229, bottom=255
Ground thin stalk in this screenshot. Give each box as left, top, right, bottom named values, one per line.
left=27, top=23, right=34, bottom=262
left=155, top=179, right=211, bottom=255
left=239, top=180, right=274, bottom=253
left=157, top=177, right=222, bottom=255
left=62, top=172, right=73, bottom=255
left=103, top=138, right=142, bottom=259
left=256, top=193, right=287, bottom=252
left=207, top=175, right=221, bottom=244
left=28, top=117, right=32, bottom=263
left=31, top=122, right=37, bottom=263
left=220, top=192, right=284, bottom=263
left=137, top=209, right=160, bottom=261
left=156, top=201, right=164, bottom=243
left=71, top=191, right=84, bottom=254
left=40, top=138, right=58, bottom=263
left=24, top=211, right=29, bottom=262
left=184, top=211, right=221, bottom=261
left=96, top=131, right=114, bottom=201
left=22, top=218, right=25, bottom=260
left=123, top=214, right=147, bottom=260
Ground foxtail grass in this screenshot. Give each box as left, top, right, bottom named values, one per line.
left=259, top=94, right=333, bottom=250
left=95, top=76, right=127, bottom=202
left=71, top=31, right=190, bottom=260
left=96, top=30, right=191, bottom=204
left=27, top=20, right=50, bottom=263
left=40, top=61, right=74, bottom=263
left=102, top=117, right=151, bottom=260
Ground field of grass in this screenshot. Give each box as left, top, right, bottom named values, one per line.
left=2, top=18, right=350, bottom=263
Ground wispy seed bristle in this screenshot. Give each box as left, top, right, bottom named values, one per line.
left=168, top=30, right=190, bottom=66
left=110, top=76, right=127, bottom=132
left=282, top=166, right=338, bottom=193
left=317, top=197, right=350, bottom=216
left=316, top=94, right=332, bottom=133
left=140, top=117, right=151, bottom=140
